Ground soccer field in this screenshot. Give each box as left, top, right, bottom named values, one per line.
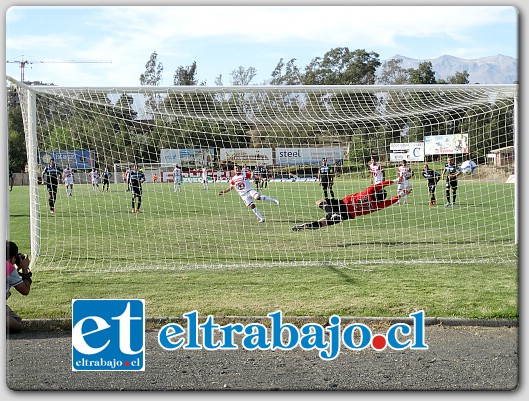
left=9, top=177, right=516, bottom=270
left=7, top=178, right=518, bottom=319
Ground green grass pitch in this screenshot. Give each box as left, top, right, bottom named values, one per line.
left=7, top=176, right=518, bottom=319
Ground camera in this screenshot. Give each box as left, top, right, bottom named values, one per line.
left=15, top=253, right=27, bottom=267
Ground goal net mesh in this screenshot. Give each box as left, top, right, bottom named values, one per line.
left=12, top=81, right=517, bottom=272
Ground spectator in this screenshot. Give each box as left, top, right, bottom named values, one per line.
left=6, top=240, right=32, bottom=333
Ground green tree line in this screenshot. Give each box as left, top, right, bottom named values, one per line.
left=7, top=47, right=513, bottom=174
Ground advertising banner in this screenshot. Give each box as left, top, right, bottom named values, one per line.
left=424, top=134, right=468, bottom=155
left=275, top=147, right=345, bottom=166
left=219, top=148, right=273, bottom=166
left=160, top=148, right=214, bottom=168
left=39, top=150, right=95, bottom=169
left=389, top=142, right=424, bottom=162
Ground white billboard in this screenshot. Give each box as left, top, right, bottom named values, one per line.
left=160, top=148, right=214, bottom=168
left=390, top=142, right=424, bottom=162
left=219, top=148, right=273, bottom=166
left=275, top=147, right=345, bottom=166
left=424, top=134, right=469, bottom=155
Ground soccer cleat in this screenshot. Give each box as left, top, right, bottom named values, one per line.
left=291, top=225, right=304, bottom=231
left=445, top=202, right=451, bottom=207
left=132, top=208, right=136, bottom=213
left=258, top=218, right=266, bottom=223
left=451, top=202, right=456, bottom=206
left=273, top=199, right=280, bottom=205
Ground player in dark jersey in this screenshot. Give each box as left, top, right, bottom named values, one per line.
left=260, top=165, right=269, bottom=189
left=421, top=164, right=441, bottom=206
left=441, top=156, right=461, bottom=207
left=252, top=166, right=261, bottom=191
left=128, top=164, right=146, bottom=213
left=317, top=158, right=335, bottom=199
left=292, top=179, right=408, bottom=231
left=42, top=158, right=62, bottom=214
left=102, top=168, right=112, bottom=192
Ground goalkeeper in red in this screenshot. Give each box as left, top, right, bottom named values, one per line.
left=292, top=179, right=409, bottom=231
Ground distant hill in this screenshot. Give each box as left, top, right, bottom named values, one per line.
left=382, top=54, right=518, bottom=84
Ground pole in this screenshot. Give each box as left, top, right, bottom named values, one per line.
left=25, top=88, right=40, bottom=259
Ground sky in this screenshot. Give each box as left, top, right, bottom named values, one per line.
left=3, top=3, right=519, bottom=87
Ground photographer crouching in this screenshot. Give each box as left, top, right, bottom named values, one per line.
left=6, top=241, right=32, bottom=333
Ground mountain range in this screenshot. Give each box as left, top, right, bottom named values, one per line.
left=383, top=54, right=518, bottom=84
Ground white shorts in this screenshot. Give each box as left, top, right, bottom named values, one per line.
left=398, top=180, right=411, bottom=191
left=239, top=190, right=259, bottom=206
left=64, top=177, right=74, bottom=185
left=91, top=179, right=99, bottom=185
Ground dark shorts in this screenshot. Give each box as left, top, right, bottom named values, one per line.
left=131, top=186, right=142, bottom=196
left=446, top=180, right=458, bottom=190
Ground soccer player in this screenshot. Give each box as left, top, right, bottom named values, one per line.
left=260, top=165, right=269, bottom=189
left=252, top=166, right=262, bottom=191
left=218, top=165, right=280, bottom=223
left=124, top=166, right=132, bottom=192
left=422, top=164, right=441, bottom=206
left=397, top=160, right=414, bottom=204
left=101, top=167, right=112, bottom=192
left=128, top=164, right=146, bottom=213
left=317, top=158, right=335, bottom=199
left=173, top=164, right=183, bottom=192
left=42, top=159, right=62, bottom=214
left=292, top=179, right=409, bottom=231
left=201, top=167, right=209, bottom=190
left=88, top=168, right=100, bottom=191
left=441, top=156, right=462, bottom=207
left=63, top=164, right=74, bottom=196
left=368, top=155, right=385, bottom=184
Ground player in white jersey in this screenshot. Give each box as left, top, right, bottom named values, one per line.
left=218, top=165, right=280, bottom=223
left=396, top=159, right=414, bottom=204
left=63, top=164, right=74, bottom=196
left=88, top=168, right=100, bottom=191
left=368, top=155, right=385, bottom=184
left=201, top=167, right=209, bottom=190
left=173, top=165, right=183, bottom=192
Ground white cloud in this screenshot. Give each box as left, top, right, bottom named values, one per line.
left=5, top=5, right=517, bottom=86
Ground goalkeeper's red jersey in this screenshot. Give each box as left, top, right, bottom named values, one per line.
left=341, top=180, right=399, bottom=219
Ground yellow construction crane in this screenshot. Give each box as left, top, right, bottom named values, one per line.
left=6, top=56, right=112, bottom=82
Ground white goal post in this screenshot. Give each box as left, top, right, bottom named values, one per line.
left=9, top=78, right=518, bottom=271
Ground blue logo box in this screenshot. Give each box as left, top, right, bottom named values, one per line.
left=72, top=299, right=145, bottom=371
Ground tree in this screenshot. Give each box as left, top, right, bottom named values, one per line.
left=139, top=51, right=164, bottom=86
left=7, top=87, right=27, bottom=173
left=408, top=61, right=437, bottom=84
left=173, top=61, right=198, bottom=86
left=377, top=58, right=409, bottom=84
left=303, top=47, right=381, bottom=85
left=270, top=58, right=302, bottom=85
left=438, top=70, right=470, bottom=84
left=230, top=66, right=257, bottom=85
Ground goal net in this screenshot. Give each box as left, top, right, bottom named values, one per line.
left=10, top=78, right=517, bottom=272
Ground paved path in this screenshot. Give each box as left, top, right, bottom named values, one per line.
left=5, top=324, right=518, bottom=391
